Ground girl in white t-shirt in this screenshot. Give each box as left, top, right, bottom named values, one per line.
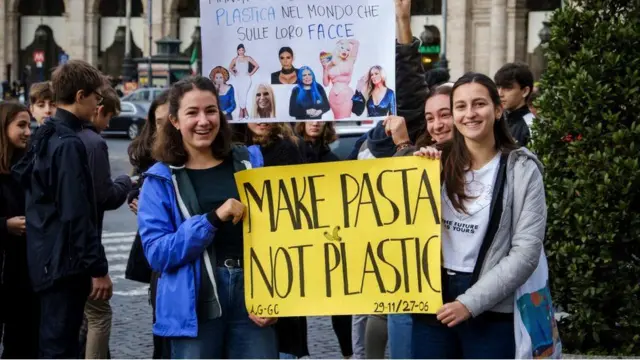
left=412, top=72, right=547, bottom=358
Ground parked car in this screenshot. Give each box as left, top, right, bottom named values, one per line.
left=121, top=88, right=166, bottom=103
left=103, top=101, right=148, bottom=140
left=330, top=124, right=374, bottom=160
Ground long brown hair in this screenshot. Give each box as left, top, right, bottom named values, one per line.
left=152, top=76, right=233, bottom=166
left=0, top=101, right=30, bottom=173
left=294, top=122, right=337, bottom=146
left=127, top=90, right=169, bottom=173
left=443, top=72, right=517, bottom=213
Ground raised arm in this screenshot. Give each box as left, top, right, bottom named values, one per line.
left=394, top=4, right=429, bottom=143
left=322, top=64, right=331, bottom=87
left=348, top=39, right=360, bottom=61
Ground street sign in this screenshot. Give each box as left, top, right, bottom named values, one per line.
left=33, top=50, right=45, bottom=68
left=419, top=45, right=441, bottom=54
left=59, top=52, right=69, bottom=65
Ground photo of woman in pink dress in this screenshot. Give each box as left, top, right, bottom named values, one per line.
left=320, top=39, right=360, bottom=119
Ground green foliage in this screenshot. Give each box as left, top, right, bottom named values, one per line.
left=531, top=0, right=640, bottom=355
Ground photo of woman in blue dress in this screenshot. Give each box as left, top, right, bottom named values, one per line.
left=209, top=66, right=236, bottom=120
left=352, top=65, right=396, bottom=117
left=288, top=66, right=330, bottom=120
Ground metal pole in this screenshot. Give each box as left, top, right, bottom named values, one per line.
left=147, top=0, right=153, bottom=87
left=440, top=0, right=449, bottom=69
left=125, top=0, right=131, bottom=58
left=121, top=0, right=134, bottom=82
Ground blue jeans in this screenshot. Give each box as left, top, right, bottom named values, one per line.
left=388, top=314, right=413, bottom=359
left=171, top=267, right=278, bottom=359
left=411, top=270, right=515, bottom=359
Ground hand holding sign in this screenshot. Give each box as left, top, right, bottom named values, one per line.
left=249, top=313, right=278, bottom=327
left=215, top=199, right=246, bottom=224
left=414, top=146, right=442, bottom=160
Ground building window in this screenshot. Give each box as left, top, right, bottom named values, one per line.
left=99, top=0, right=143, bottom=17
left=18, top=0, right=65, bottom=16
left=526, top=0, right=562, bottom=11
left=178, top=0, right=200, bottom=17
left=411, top=0, right=442, bottom=15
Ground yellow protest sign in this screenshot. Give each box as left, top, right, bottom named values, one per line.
left=235, top=157, right=442, bottom=317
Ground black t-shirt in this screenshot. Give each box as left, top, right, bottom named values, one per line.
left=186, top=158, right=243, bottom=320
left=185, top=158, right=243, bottom=260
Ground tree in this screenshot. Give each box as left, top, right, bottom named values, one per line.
left=531, top=0, right=640, bottom=355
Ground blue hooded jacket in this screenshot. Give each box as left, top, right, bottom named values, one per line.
left=137, top=145, right=263, bottom=337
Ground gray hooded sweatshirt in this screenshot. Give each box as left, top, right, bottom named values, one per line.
left=457, top=147, right=546, bottom=316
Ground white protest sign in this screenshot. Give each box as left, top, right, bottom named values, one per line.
left=199, top=0, right=396, bottom=123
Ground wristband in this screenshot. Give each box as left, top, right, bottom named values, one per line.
left=207, top=211, right=223, bottom=228
left=396, top=141, right=412, bottom=152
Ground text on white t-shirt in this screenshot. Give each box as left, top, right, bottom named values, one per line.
left=441, top=152, right=501, bottom=273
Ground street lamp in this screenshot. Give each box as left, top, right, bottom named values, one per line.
left=121, top=0, right=136, bottom=82
left=539, top=21, right=552, bottom=45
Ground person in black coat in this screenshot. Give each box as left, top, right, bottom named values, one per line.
left=294, top=121, right=339, bottom=163
left=12, top=61, right=110, bottom=359
left=0, top=101, right=39, bottom=358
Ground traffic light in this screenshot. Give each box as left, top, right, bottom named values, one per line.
left=419, top=25, right=441, bottom=71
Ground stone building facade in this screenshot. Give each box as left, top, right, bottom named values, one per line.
left=0, top=0, right=559, bottom=83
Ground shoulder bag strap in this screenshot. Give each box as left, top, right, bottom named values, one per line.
left=470, top=152, right=509, bottom=285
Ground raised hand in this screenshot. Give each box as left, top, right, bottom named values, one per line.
left=383, top=116, right=411, bottom=145
left=395, top=0, right=411, bottom=19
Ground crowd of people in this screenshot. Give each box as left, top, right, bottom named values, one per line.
left=0, top=0, right=548, bottom=358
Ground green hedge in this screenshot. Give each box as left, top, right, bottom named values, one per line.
left=531, top=0, right=640, bottom=355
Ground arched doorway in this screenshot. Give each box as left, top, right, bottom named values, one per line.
left=95, top=0, right=144, bottom=78
left=13, top=0, right=67, bottom=84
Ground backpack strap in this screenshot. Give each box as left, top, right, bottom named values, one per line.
left=470, top=152, right=510, bottom=285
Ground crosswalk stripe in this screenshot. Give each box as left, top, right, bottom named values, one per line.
left=102, top=231, right=145, bottom=297
left=107, top=253, right=130, bottom=261
left=110, top=263, right=127, bottom=272
left=103, top=236, right=136, bottom=245
left=105, top=244, right=134, bottom=253
left=102, top=232, right=137, bottom=239
left=114, top=286, right=148, bottom=297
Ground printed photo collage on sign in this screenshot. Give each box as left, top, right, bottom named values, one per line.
left=200, top=0, right=396, bottom=123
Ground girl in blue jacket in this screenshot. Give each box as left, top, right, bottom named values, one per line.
left=137, top=76, right=277, bottom=359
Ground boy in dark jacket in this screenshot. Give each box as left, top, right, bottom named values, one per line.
left=77, top=86, right=132, bottom=359
left=494, top=62, right=535, bottom=147
left=12, top=60, right=112, bottom=359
